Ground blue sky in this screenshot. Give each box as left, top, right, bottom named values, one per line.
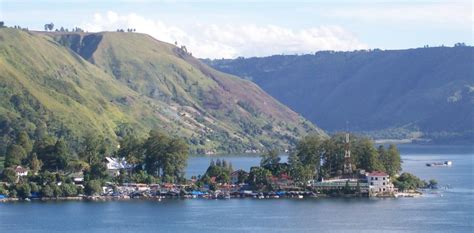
left=1, top=0, right=472, bottom=58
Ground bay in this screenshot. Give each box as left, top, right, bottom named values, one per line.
left=0, top=145, right=473, bottom=233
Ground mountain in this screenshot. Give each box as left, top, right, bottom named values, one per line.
left=0, top=28, right=323, bottom=155
left=204, top=47, right=474, bottom=143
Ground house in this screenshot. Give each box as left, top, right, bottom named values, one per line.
left=230, top=169, right=248, bottom=184
left=70, top=172, right=84, bottom=184
left=15, top=166, right=28, bottom=177
left=366, top=171, right=394, bottom=194
left=104, top=157, right=134, bottom=177
left=268, top=174, right=295, bottom=190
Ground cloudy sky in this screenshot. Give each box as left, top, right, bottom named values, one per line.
left=1, top=0, right=472, bottom=58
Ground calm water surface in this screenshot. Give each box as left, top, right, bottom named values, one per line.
left=0, top=145, right=473, bottom=233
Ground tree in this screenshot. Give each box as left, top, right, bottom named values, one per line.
left=47, top=22, right=54, bottom=31
left=385, top=144, right=402, bottom=176
left=16, top=183, right=31, bottom=199
left=85, top=161, right=108, bottom=181
left=16, top=131, right=33, bottom=154
left=117, top=135, right=145, bottom=166
left=84, top=180, right=102, bottom=196
left=38, top=139, right=69, bottom=171
left=319, top=136, right=345, bottom=178
left=41, top=184, right=54, bottom=197
left=4, top=144, right=27, bottom=167
left=202, top=159, right=232, bottom=184
left=289, top=134, right=323, bottom=181
left=2, top=168, right=17, bottom=183
left=29, top=153, right=43, bottom=174
left=353, top=138, right=384, bottom=172
left=260, top=149, right=281, bottom=168
left=78, top=134, right=107, bottom=165
left=52, top=184, right=63, bottom=197
left=38, top=171, right=56, bottom=185
left=0, top=185, right=7, bottom=195
left=29, top=182, right=40, bottom=194
left=248, top=167, right=271, bottom=188
left=144, top=129, right=188, bottom=183
left=393, top=172, right=426, bottom=191
left=61, top=183, right=78, bottom=197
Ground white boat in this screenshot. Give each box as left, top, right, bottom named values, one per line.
left=426, top=161, right=452, bottom=167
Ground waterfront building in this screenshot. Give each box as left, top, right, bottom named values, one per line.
left=310, top=178, right=369, bottom=194
left=230, top=169, right=248, bottom=184
left=366, top=171, right=394, bottom=195
left=14, top=166, right=28, bottom=182
left=104, top=157, right=134, bottom=177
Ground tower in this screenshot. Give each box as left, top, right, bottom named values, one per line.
left=343, top=133, right=352, bottom=175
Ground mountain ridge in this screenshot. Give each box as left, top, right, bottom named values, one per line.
left=204, top=47, right=474, bottom=143
left=0, top=28, right=324, bottom=155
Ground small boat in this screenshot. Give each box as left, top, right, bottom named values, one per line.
left=426, top=161, right=452, bottom=167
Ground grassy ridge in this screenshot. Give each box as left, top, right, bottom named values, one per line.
left=0, top=28, right=324, bottom=154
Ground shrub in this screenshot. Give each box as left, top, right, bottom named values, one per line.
left=84, top=180, right=102, bottom=196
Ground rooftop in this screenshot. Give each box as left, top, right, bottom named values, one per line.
left=367, top=171, right=388, bottom=177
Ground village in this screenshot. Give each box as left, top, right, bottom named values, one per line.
left=1, top=132, right=429, bottom=202
left=2, top=160, right=398, bottom=202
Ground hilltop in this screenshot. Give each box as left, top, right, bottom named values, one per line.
left=0, top=28, right=323, bottom=155
left=204, top=47, right=474, bottom=143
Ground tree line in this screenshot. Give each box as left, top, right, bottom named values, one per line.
left=0, top=129, right=188, bottom=197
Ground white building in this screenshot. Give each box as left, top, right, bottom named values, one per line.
left=366, top=171, right=394, bottom=194
left=104, top=157, right=134, bottom=177
left=15, top=166, right=28, bottom=177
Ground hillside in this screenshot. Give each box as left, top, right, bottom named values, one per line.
left=0, top=28, right=323, bottom=155
left=204, top=47, right=474, bottom=143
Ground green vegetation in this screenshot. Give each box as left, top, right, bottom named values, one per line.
left=287, top=133, right=402, bottom=184
left=0, top=27, right=324, bottom=157
left=205, top=47, right=474, bottom=144
left=393, top=172, right=426, bottom=191
left=200, top=159, right=234, bottom=185
left=0, top=127, right=188, bottom=199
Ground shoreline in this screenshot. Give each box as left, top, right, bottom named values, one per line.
left=0, top=192, right=423, bottom=203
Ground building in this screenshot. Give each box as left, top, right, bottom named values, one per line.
left=15, top=166, right=28, bottom=177
left=268, top=174, right=295, bottom=190
left=311, top=178, right=369, bottom=194
left=366, top=171, right=394, bottom=195
left=230, top=169, right=248, bottom=184
left=104, top=157, right=134, bottom=177
left=70, top=172, right=84, bottom=185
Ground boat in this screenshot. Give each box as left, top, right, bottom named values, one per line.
left=426, top=161, right=452, bottom=167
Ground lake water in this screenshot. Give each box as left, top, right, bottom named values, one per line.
left=0, top=145, right=473, bottom=232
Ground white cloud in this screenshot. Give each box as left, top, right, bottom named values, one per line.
left=81, top=11, right=368, bottom=58
left=323, top=2, right=472, bottom=25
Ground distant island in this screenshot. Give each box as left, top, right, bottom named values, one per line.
left=0, top=128, right=435, bottom=202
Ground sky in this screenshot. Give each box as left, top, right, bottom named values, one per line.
left=0, top=0, right=472, bottom=58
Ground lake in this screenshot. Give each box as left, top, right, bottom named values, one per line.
left=0, top=145, right=473, bottom=233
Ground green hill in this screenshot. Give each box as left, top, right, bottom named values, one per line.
left=204, top=47, right=474, bottom=143
left=0, top=28, right=323, bottom=155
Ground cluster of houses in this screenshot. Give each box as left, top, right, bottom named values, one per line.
left=6, top=156, right=396, bottom=198
left=78, top=158, right=396, bottom=197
